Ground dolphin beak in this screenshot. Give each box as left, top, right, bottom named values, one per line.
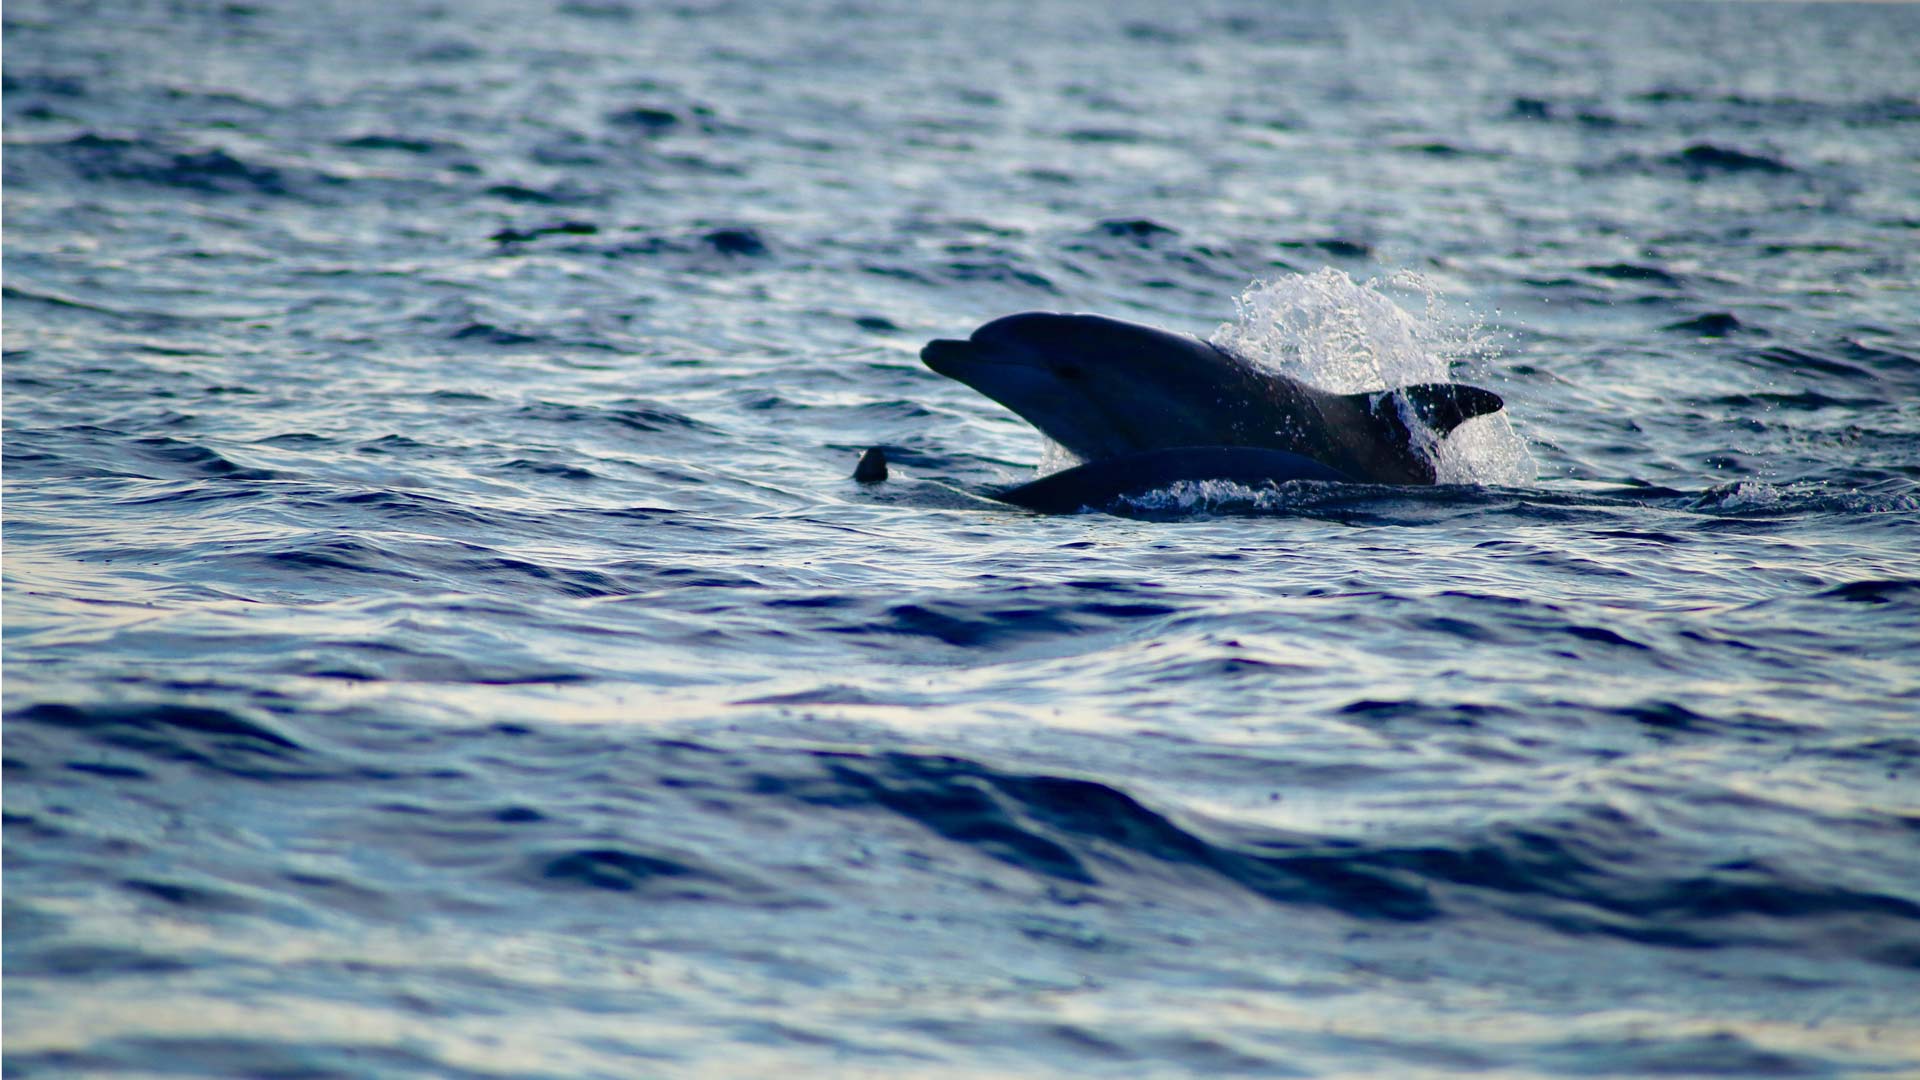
left=920, top=338, right=980, bottom=377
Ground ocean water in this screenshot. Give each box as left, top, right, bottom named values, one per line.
left=5, top=0, right=1919, bottom=1076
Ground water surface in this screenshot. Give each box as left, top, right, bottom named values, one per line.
left=6, top=0, right=1919, bottom=1076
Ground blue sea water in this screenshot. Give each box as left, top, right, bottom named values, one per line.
left=5, top=0, right=1919, bottom=1076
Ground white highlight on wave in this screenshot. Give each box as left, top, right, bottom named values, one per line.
left=1210, top=269, right=1536, bottom=487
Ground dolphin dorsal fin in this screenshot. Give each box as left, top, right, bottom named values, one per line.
left=1346, top=383, right=1505, bottom=437
left=1330, top=383, right=1507, bottom=484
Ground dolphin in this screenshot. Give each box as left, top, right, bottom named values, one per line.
left=921, top=312, right=1504, bottom=493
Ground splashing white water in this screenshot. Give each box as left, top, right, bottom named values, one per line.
left=1117, top=478, right=1322, bottom=516
left=1036, top=437, right=1082, bottom=478
left=1210, top=269, right=1535, bottom=486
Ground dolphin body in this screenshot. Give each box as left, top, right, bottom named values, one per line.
left=920, top=312, right=1504, bottom=508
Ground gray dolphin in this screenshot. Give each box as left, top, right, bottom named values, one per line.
left=921, top=312, right=1504, bottom=489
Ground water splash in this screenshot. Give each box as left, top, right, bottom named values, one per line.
left=1431, top=411, right=1534, bottom=487
left=1211, top=268, right=1459, bottom=392
left=1690, top=481, right=1788, bottom=512
left=1211, top=270, right=1535, bottom=486
left=1116, top=478, right=1317, bottom=515
left=1036, top=437, right=1082, bottom=478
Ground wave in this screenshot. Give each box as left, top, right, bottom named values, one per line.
left=9, top=702, right=310, bottom=781
left=739, top=746, right=1920, bottom=954
left=8, top=133, right=305, bottom=197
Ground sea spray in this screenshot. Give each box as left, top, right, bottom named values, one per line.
left=1211, top=270, right=1535, bottom=486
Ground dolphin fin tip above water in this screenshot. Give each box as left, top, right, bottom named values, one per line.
left=1388, top=382, right=1507, bottom=438
left=920, top=310, right=1504, bottom=502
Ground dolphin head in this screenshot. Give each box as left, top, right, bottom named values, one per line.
left=921, top=312, right=1251, bottom=460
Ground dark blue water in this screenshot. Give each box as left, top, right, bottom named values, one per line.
left=6, top=0, right=1919, bottom=1075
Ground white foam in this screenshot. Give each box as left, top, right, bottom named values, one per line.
left=1117, top=478, right=1322, bottom=515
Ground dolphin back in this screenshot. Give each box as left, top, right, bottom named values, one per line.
left=997, top=446, right=1352, bottom=513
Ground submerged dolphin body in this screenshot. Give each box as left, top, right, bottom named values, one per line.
left=995, top=446, right=1352, bottom=513
left=922, top=312, right=1504, bottom=494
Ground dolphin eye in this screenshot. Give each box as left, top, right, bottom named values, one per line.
left=1054, top=363, right=1084, bottom=381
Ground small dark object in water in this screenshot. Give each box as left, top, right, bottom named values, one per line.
left=1663, top=312, right=1744, bottom=337
left=704, top=228, right=768, bottom=256
left=852, top=447, right=888, bottom=482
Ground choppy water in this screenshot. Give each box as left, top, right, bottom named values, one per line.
left=6, top=0, right=1919, bottom=1076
